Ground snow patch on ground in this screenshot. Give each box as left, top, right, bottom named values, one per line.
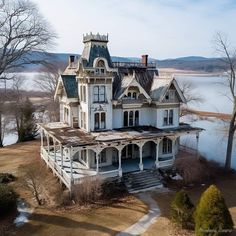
left=14, top=199, right=33, bottom=227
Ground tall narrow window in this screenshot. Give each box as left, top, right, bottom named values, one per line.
left=83, top=86, right=86, bottom=103
left=80, top=86, right=83, bottom=101
left=124, top=111, right=128, bottom=127
left=94, top=86, right=99, bottom=102
left=93, top=86, right=106, bottom=103
left=94, top=112, right=106, bottom=130
left=163, top=110, right=168, bottom=126
left=129, top=111, right=134, bottom=126
left=162, top=138, right=172, bottom=154
left=101, top=112, right=106, bottom=129
left=163, top=109, right=174, bottom=126
left=169, top=110, right=173, bottom=125
left=100, top=86, right=105, bottom=102
left=135, top=111, right=139, bottom=126
left=127, top=92, right=131, bottom=99
left=133, top=92, right=137, bottom=99
left=94, top=113, right=99, bottom=130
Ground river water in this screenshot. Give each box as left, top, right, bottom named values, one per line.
left=176, top=75, right=236, bottom=169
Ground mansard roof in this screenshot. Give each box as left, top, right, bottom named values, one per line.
left=61, top=75, right=78, bottom=98
left=81, top=44, right=113, bottom=68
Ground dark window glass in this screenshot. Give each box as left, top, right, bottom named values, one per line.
left=123, top=111, right=128, bottom=127
left=169, top=110, right=173, bottom=125
left=129, top=111, right=134, bottom=126
left=94, top=113, right=99, bottom=130
left=135, top=110, right=139, bottom=126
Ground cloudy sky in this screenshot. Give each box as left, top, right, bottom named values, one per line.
left=32, top=0, right=236, bottom=59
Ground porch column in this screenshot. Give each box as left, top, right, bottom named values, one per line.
left=172, top=137, right=177, bottom=162
left=46, top=134, right=50, bottom=162
left=70, top=148, right=73, bottom=182
left=60, top=145, right=64, bottom=175
left=96, top=152, right=99, bottom=173
left=40, top=128, right=43, bottom=148
left=53, top=139, right=56, bottom=163
left=196, top=132, right=200, bottom=159
left=40, top=128, right=44, bottom=159
left=155, top=140, right=160, bottom=168
left=118, top=149, right=122, bottom=177
left=139, top=145, right=143, bottom=171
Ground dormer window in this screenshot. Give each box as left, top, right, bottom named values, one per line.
left=124, top=91, right=139, bottom=100
left=95, top=60, right=106, bottom=75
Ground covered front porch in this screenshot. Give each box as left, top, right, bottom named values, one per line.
left=39, top=122, right=202, bottom=191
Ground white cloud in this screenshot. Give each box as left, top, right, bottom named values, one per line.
left=31, top=0, right=236, bottom=59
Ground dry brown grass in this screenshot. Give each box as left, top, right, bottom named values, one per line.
left=143, top=173, right=236, bottom=236
left=0, top=140, right=40, bottom=175
left=0, top=140, right=148, bottom=236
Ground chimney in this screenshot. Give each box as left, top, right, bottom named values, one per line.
left=69, top=55, right=75, bottom=67
left=141, top=55, right=148, bottom=67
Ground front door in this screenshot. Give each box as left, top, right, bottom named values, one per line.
left=122, top=144, right=138, bottom=159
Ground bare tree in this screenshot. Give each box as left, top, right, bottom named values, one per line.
left=178, top=80, right=204, bottom=116
left=35, top=64, right=61, bottom=122
left=0, top=0, right=56, bottom=79
left=0, top=0, right=56, bottom=147
left=214, top=32, right=236, bottom=169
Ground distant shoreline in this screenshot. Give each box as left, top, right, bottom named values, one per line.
left=159, top=68, right=224, bottom=77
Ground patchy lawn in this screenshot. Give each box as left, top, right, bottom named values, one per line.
left=0, top=140, right=148, bottom=236
left=143, top=175, right=236, bottom=236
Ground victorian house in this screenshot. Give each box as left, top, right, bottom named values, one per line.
left=39, top=33, right=202, bottom=192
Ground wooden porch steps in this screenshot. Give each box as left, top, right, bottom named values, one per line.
left=123, top=170, right=163, bottom=193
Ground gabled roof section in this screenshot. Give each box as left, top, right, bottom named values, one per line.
left=117, top=73, right=151, bottom=100
left=150, top=76, right=186, bottom=103
left=113, top=67, right=158, bottom=99
left=55, top=75, right=78, bottom=99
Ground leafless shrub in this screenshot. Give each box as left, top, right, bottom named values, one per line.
left=19, top=161, right=63, bottom=206
left=72, top=176, right=103, bottom=205
left=174, top=156, right=220, bottom=184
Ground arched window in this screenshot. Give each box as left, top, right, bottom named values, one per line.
left=133, top=92, right=137, bottom=99
left=97, top=60, right=105, bottom=67
left=127, top=92, right=131, bottom=98
left=95, top=60, right=106, bottom=74
left=135, top=111, right=139, bottom=126
left=123, top=111, right=128, bottom=127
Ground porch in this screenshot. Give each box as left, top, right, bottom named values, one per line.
left=39, top=122, right=202, bottom=191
